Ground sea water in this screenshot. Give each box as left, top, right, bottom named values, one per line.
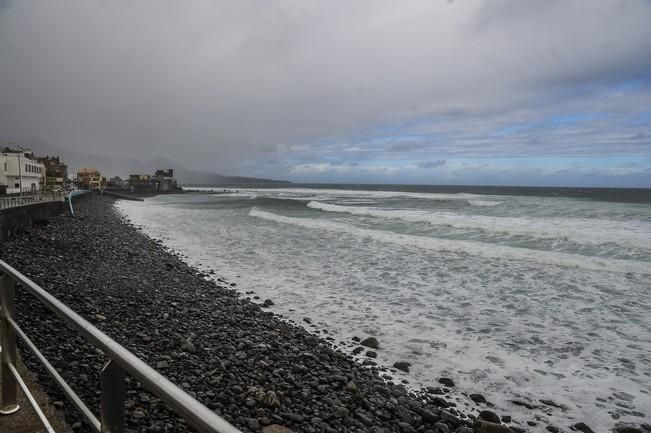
left=115, top=186, right=651, bottom=431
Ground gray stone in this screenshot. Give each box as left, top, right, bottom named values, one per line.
left=360, top=337, right=379, bottom=349
left=393, top=361, right=410, bottom=372
left=478, top=410, right=501, bottom=423
left=262, top=425, right=295, bottom=433
left=180, top=339, right=196, bottom=353
left=438, top=377, right=455, bottom=387
left=475, top=421, right=514, bottom=433
left=573, top=423, right=595, bottom=433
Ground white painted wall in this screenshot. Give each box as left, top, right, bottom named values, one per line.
left=0, top=151, right=45, bottom=194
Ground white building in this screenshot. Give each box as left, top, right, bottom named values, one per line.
left=0, top=148, right=45, bottom=195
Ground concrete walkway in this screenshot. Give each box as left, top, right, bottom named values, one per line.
left=0, top=354, right=71, bottom=433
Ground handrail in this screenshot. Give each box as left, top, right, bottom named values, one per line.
left=0, top=259, right=242, bottom=433
left=9, top=315, right=102, bottom=431
left=0, top=192, right=66, bottom=210
left=65, top=190, right=92, bottom=216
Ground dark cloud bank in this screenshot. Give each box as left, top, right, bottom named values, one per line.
left=1, top=1, right=650, bottom=184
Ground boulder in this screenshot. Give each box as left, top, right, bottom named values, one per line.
left=393, top=361, right=410, bottom=372
left=438, top=377, right=455, bottom=387
left=360, top=337, right=379, bottom=349
left=475, top=420, right=515, bottom=433
left=478, top=410, right=501, bottom=423
left=573, top=423, right=595, bottom=433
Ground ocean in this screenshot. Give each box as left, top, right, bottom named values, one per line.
left=115, top=185, right=651, bottom=431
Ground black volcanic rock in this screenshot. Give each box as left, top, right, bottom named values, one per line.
left=438, top=377, right=455, bottom=387
left=360, top=337, right=379, bottom=349
left=573, top=423, right=596, bottom=433
left=0, top=195, right=476, bottom=433
left=478, top=410, right=501, bottom=423
left=393, top=362, right=410, bottom=373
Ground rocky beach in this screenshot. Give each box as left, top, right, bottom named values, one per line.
left=0, top=195, right=642, bottom=433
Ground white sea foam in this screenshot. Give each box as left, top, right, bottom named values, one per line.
left=467, top=199, right=503, bottom=207
left=249, top=208, right=651, bottom=274
left=186, top=186, right=505, bottom=205
left=117, top=193, right=651, bottom=432
left=306, top=201, right=651, bottom=250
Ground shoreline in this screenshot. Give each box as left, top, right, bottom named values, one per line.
left=0, top=195, right=626, bottom=433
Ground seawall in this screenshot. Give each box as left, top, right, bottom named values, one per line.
left=0, top=201, right=66, bottom=241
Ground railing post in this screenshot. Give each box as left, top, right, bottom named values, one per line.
left=101, top=360, right=125, bottom=433
left=0, top=274, right=20, bottom=415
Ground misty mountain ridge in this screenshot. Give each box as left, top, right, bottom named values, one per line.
left=12, top=138, right=290, bottom=186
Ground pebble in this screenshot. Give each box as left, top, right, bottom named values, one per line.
left=0, top=196, right=491, bottom=433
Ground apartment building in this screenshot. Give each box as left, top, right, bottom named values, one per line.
left=0, top=148, right=45, bottom=194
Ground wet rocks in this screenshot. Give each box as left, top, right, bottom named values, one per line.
left=470, top=393, right=487, bottom=404
left=540, top=399, right=565, bottom=410
left=511, top=400, right=536, bottom=410
left=393, top=362, right=410, bottom=373
left=0, top=195, right=482, bottom=433
left=431, top=397, right=450, bottom=408
left=360, top=336, right=379, bottom=349
left=262, top=299, right=274, bottom=307
left=438, top=378, right=455, bottom=388
left=572, top=422, right=595, bottom=433
left=475, top=421, right=514, bottom=433
left=615, top=428, right=644, bottom=433
left=477, top=410, right=501, bottom=423
left=421, top=409, right=440, bottom=424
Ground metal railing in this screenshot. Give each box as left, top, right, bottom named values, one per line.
left=0, top=192, right=66, bottom=210
left=0, top=259, right=242, bottom=433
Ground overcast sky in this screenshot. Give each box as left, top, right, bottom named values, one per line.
left=1, top=0, right=650, bottom=186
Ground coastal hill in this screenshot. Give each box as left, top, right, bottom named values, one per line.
left=16, top=138, right=291, bottom=186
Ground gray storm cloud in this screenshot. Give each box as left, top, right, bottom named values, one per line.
left=1, top=0, right=650, bottom=172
